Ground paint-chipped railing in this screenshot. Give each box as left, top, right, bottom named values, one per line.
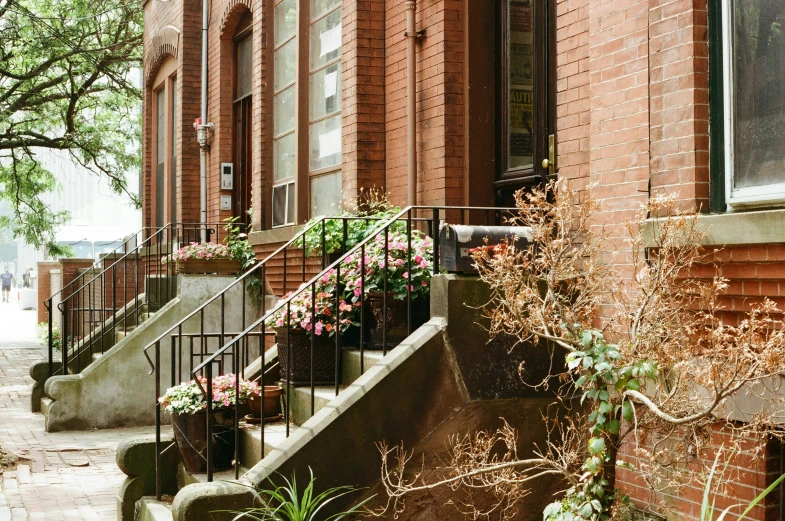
left=147, top=206, right=516, bottom=497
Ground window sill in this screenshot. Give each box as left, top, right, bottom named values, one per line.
left=642, top=209, right=785, bottom=247
left=248, top=225, right=303, bottom=247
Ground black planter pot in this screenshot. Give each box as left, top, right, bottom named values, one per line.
left=365, top=292, right=430, bottom=349
left=171, top=407, right=237, bottom=473
left=275, top=327, right=337, bottom=386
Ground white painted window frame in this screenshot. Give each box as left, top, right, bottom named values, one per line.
left=721, top=0, right=785, bottom=209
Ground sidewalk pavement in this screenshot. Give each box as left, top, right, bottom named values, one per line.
left=0, top=305, right=152, bottom=520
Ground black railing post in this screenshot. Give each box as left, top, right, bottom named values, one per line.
left=233, top=341, right=240, bottom=480
left=311, top=282, right=316, bottom=416
left=61, top=305, right=68, bottom=375
left=334, top=263, right=340, bottom=397
left=260, top=323, right=265, bottom=460
left=360, top=244, right=365, bottom=374
left=154, top=340, right=161, bottom=500
left=285, top=301, right=291, bottom=438
left=206, top=362, right=214, bottom=482
left=383, top=227, right=388, bottom=355
left=46, top=300, right=53, bottom=377
left=432, top=208, right=440, bottom=275
left=407, top=210, right=412, bottom=337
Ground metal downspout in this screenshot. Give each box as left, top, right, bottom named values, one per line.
left=199, top=0, right=208, bottom=240
left=406, top=0, right=418, bottom=207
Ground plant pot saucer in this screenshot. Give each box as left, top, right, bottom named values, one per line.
left=243, top=413, right=284, bottom=424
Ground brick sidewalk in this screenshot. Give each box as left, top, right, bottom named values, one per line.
left=0, top=308, right=152, bottom=520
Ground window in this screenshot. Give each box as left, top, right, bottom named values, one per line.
left=151, top=61, right=177, bottom=227
left=270, top=0, right=342, bottom=227
left=720, top=0, right=785, bottom=208
left=495, top=0, right=555, bottom=206
left=234, top=15, right=253, bottom=223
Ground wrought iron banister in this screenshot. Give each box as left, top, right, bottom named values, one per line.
left=149, top=206, right=517, bottom=496
left=48, top=223, right=224, bottom=378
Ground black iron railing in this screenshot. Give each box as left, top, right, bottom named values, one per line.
left=147, top=206, right=516, bottom=497
left=47, top=223, right=225, bottom=377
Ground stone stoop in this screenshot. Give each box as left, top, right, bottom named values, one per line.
left=132, top=348, right=386, bottom=521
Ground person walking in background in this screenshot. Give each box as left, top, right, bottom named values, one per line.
left=22, top=267, right=30, bottom=288
left=1, top=267, right=14, bottom=303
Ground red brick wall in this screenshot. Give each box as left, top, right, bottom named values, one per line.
left=617, top=425, right=781, bottom=521
left=36, top=261, right=60, bottom=324
left=251, top=241, right=322, bottom=297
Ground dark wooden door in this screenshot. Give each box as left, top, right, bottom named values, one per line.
left=495, top=0, right=556, bottom=207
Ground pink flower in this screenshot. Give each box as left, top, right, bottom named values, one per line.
left=421, top=280, right=428, bottom=287
left=414, top=255, right=423, bottom=264
left=354, top=288, right=362, bottom=297
left=314, top=322, right=324, bottom=336
left=402, top=272, right=409, bottom=279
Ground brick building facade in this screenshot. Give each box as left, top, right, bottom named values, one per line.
left=142, top=0, right=785, bottom=518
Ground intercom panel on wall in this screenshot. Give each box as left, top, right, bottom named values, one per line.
left=221, top=163, right=233, bottom=190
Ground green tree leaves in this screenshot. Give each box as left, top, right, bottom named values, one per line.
left=0, top=0, right=142, bottom=254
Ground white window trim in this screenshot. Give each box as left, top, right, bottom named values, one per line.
left=721, top=0, right=785, bottom=209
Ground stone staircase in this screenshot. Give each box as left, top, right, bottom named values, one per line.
left=134, top=348, right=386, bottom=521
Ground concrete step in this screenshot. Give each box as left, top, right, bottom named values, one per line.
left=91, top=352, right=103, bottom=362
left=238, top=420, right=288, bottom=469
left=40, top=397, right=53, bottom=416
left=288, top=385, right=344, bottom=426
left=137, top=497, right=173, bottom=521
left=341, top=349, right=385, bottom=384
left=176, top=463, right=247, bottom=490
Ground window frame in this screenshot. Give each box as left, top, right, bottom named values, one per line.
left=719, top=0, right=785, bottom=209
left=150, top=60, right=178, bottom=227
left=233, top=15, right=254, bottom=224
left=268, top=0, right=343, bottom=228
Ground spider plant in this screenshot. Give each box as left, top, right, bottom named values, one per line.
left=700, top=447, right=785, bottom=521
left=224, top=468, right=373, bottom=521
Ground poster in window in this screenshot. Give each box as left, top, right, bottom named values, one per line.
left=510, top=133, right=532, bottom=158
left=509, top=89, right=533, bottom=130
left=509, top=0, right=532, bottom=33
left=510, top=44, right=533, bottom=86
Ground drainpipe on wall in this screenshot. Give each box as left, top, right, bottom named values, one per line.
left=405, top=0, right=419, bottom=207
left=199, top=0, right=209, bottom=240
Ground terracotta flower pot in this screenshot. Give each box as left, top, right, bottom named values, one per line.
left=171, top=407, right=237, bottom=473
left=247, top=386, right=283, bottom=421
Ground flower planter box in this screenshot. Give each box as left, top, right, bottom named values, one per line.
left=171, top=407, right=237, bottom=473
left=175, top=259, right=241, bottom=275
left=365, top=292, right=430, bottom=349
left=275, top=327, right=337, bottom=386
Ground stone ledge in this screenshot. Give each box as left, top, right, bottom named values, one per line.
left=642, top=209, right=785, bottom=247
left=248, top=225, right=303, bottom=247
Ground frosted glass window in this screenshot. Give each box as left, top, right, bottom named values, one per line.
left=274, top=86, right=296, bottom=136
left=309, top=114, right=341, bottom=171
left=729, top=0, right=785, bottom=190
left=309, top=62, right=340, bottom=120
left=273, top=133, right=296, bottom=182
left=274, top=0, right=297, bottom=46
left=309, top=9, right=341, bottom=70
left=274, top=38, right=297, bottom=91
left=310, top=172, right=342, bottom=216
left=272, top=182, right=295, bottom=227
left=236, top=36, right=253, bottom=98
left=310, top=0, right=339, bottom=21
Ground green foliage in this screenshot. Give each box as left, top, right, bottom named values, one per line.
left=700, top=448, right=785, bottom=521
left=293, top=204, right=402, bottom=256
left=545, top=330, right=660, bottom=521
left=0, top=0, right=143, bottom=255
left=226, top=468, right=373, bottom=521
left=224, top=217, right=266, bottom=307
left=37, top=322, right=60, bottom=350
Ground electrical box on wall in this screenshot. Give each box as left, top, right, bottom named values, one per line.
left=220, top=163, right=233, bottom=190
left=220, top=195, right=232, bottom=211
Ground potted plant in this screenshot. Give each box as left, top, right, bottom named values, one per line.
left=159, top=374, right=259, bottom=473
left=162, top=242, right=241, bottom=275
left=342, top=230, right=433, bottom=348
left=294, top=190, right=404, bottom=262
left=246, top=385, right=283, bottom=423
left=265, top=272, right=358, bottom=386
